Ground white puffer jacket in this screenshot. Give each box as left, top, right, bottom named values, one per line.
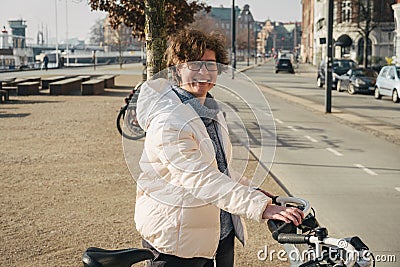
left=134, top=78, right=271, bottom=259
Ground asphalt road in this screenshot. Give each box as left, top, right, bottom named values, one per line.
left=230, top=62, right=400, bottom=266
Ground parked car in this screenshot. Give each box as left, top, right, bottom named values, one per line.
left=275, top=57, right=294, bottom=74
left=317, top=58, right=357, bottom=88
left=375, top=65, right=400, bottom=103
left=336, top=68, right=377, bottom=94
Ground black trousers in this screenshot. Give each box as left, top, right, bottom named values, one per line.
left=142, top=231, right=235, bottom=267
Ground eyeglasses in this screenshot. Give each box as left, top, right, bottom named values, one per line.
left=186, top=61, right=218, bottom=71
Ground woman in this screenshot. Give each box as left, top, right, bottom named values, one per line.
left=134, top=29, right=303, bottom=267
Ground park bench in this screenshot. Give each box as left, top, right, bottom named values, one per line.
left=8, top=77, right=41, bottom=87
left=81, top=79, right=105, bottom=95
left=0, top=90, right=7, bottom=103
left=0, top=85, right=16, bottom=101
left=0, top=77, right=39, bottom=100
left=17, top=82, right=40, bottom=95
left=0, top=81, right=7, bottom=102
left=0, top=77, right=16, bottom=86
left=41, top=76, right=68, bottom=89
left=49, top=77, right=83, bottom=95
left=97, top=75, right=117, bottom=88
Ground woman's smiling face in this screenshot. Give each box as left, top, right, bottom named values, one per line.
left=177, top=49, right=218, bottom=102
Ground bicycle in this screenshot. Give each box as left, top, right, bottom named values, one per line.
left=116, top=83, right=146, bottom=140
left=267, top=196, right=374, bottom=267
left=82, top=196, right=374, bottom=267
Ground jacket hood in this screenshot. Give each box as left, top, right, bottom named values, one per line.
left=136, top=78, right=180, bottom=132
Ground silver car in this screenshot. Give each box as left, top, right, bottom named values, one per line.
left=375, top=66, right=400, bottom=103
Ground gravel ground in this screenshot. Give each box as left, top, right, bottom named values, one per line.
left=0, top=74, right=289, bottom=267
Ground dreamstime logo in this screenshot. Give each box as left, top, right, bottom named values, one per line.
left=256, top=244, right=375, bottom=263
left=256, top=242, right=399, bottom=265
left=122, top=63, right=277, bottom=207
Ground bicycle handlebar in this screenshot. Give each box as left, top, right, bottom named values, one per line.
left=277, top=233, right=310, bottom=244
left=276, top=232, right=360, bottom=266
left=269, top=196, right=372, bottom=267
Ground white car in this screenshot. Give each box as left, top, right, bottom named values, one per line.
left=375, top=66, right=400, bottom=103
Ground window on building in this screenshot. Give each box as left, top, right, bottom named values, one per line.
left=357, top=37, right=372, bottom=60
left=341, top=0, right=352, bottom=23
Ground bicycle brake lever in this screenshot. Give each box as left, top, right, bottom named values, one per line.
left=271, top=196, right=279, bottom=205
left=299, top=213, right=320, bottom=233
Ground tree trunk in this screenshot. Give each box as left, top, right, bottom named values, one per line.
left=144, top=0, right=167, bottom=80
left=363, top=34, right=368, bottom=68
left=363, top=0, right=371, bottom=69
left=119, top=40, right=123, bottom=69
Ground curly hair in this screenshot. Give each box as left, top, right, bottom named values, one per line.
left=165, top=29, right=229, bottom=67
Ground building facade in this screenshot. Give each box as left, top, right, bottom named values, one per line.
left=301, top=0, right=315, bottom=63
left=0, top=20, right=34, bottom=69
left=191, top=5, right=300, bottom=61
left=393, top=0, right=400, bottom=59
left=258, top=20, right=301, bottom=56
left=303, top=0, right=396, bottom=66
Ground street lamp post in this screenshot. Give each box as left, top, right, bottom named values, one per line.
left=247, top=17, right=250, bottom=66
left=273, top=31, right=276, bottom=56
left=65, top=0, right=69, bottom=67
left=326, top=0, right=333, bottom=113
left=54, top=0, right=59, bottom=68
left=239, top=10, right=251, bottom=67
left=254, top=21, right=257, bottom=64
left=231, top=0, right=236, bottom=79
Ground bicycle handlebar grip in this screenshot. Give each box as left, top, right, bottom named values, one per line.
left=277, top=233, right=310, bottom=244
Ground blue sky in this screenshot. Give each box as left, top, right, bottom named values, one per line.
left=1, top=0, right=301, bottom=44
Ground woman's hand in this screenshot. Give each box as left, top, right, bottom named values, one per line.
left=262, top=204, right=304, bottom=226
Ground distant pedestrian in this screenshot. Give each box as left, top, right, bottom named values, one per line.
left=43, top=54, right=49, bottom=71
left=92, top=50, right=96, bottom=70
